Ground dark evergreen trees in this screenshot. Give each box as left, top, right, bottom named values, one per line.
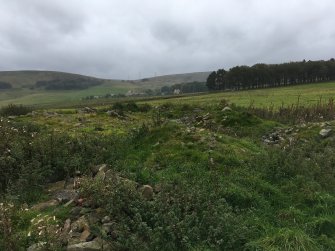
left=207, top=58, right=335, bottom=91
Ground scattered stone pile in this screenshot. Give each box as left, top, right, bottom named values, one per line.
left=181, top=112, right=214, bottom=129
left=106, top=110, right=125, bottom=119
left=79, top=107, right=97, bottom=114
left=28, top=164, right=154, bottom=251
left=263, top=122, right=334, bottom=145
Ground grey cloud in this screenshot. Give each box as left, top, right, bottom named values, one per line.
left=0, top=0, right=334, bottom=79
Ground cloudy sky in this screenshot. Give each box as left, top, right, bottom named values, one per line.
left=0, top=0, right=334, bottom=79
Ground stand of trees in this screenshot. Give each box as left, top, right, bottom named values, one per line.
left=207, top=59, right=335, bottom=91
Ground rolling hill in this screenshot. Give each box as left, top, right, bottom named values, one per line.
left=132, top=71, right=211, bottom=88
left=0, top=70, right=101, bottom=88
left=0, top=70, right=211, bottom=106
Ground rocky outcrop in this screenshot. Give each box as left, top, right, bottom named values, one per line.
left=28, top=164, right=157, bottom=250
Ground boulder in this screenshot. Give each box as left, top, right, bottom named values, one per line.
left=71, top=216, right=89, bottom=233
left=27, top=242, right=47, bottom=251
left=140, top=185, right=154, bottom=200
left=95, top=170, right=106, bottom=181
left=80, top=229, right=92, bottom=242
left=47, top=180, right=73, bottom=193
left=101, top=216, right=111, bottom=224
left=102, top=223, right=114, bottom=235
left=70, top=207, right=82, bottom=218
left=91, top=164, right=108, bottom=176
left=98, top=164, right=108, bottom=172
left=81, top=107, right=96, bottom=114
left=87, top=212, right=100, bottom=225
left=222, top=106, right=232, bottom=112
left=31, top=199, right=59, bottom=211
left=60, top=219, right=72, bottom=245
left=67, top=238, right=112, bottom=251
left=54, top=189, right=79, bottom=203
left=63, top=219, right=72, bottom=233
left=106, top=110, right=121, bottom=117
left=319, top=128, right=332, bottom=138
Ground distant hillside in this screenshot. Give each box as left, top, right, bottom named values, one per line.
left=0, top=71, right=101, bottom=89
left=0, top=70, right=211, bottom=89
left=0, top=70, right=212, bottom=106
left=133, top=72, right=211, bottom=88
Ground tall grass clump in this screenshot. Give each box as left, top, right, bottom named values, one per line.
left=0, top=104, right=32, bottom=116
left=247, top=98, right=335, bottom=123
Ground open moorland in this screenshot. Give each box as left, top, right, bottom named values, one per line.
left=0, top=80, right=335, bottom=250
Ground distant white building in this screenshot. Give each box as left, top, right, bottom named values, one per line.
left=173, top=89, right=181, bottom=95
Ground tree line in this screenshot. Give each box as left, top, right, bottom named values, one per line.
left=207, top=58, right=335, bottom=91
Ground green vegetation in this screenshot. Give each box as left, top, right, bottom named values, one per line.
left=0, top=104, right=32, bottom=116
left=147, top=81, right=335, bottom=108
left=0, top=92, right=334, bottom=250
left=0, top=81, right=12, bottom=89
left=207, top=58, right=335, bottom=91
left=35, top=78, right=102, bottom=90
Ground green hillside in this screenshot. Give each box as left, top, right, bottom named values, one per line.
left=133, top=71, right=210, bottom=88
left=0, top=70, right=100, bottom=88
left=0, top=70, right=211, bottom=107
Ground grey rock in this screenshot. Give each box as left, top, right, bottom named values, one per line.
left=80, top=229, right=92, bottom=242
left=27, top=242, right=46, bottom=251
left=71, top=216, right=89, bottom=233
left=101, top=216, right=111, bottom=224
left=92, top=164, right=108, bottom=178
left=80, top=208, right=93, bottom=216
left=95, top=170, right=106, bottom=181
left=98, top=164, right=108, bottom=172
left=54, top=189, right=79, bottom=203
left=70, top=207, right=82, bottom=218
left=106, top=110, right=121, bottom=117
left=140, top=185, right=154, bottom=200
left=222, top=106, right=232, bottom=112
left=81, top=107, right=96, bottom=114
left=319, top=128, right=332, bottom=138
left=67, top=238, right=112, bottom=251
left=31, top=199, right=59, bottom=211
left=87, top=213, right=100, bottom=225
left=102, top=223, right=114, bottom=234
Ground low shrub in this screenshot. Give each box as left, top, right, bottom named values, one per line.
left=0, top=104, right=32, bottom=116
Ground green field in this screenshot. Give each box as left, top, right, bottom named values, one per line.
left=146, top=82, right=335, bottom=108
left=2, top=80, right=335, bottom=108
left=0, top=81, right=139, bottom=107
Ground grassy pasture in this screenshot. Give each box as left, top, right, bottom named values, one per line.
left=146, top=82, right=335, bottom=108
left=0, top=80, right=139, bottom=107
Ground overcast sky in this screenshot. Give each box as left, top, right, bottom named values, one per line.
left=0, top=0, right=334, bottom=79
